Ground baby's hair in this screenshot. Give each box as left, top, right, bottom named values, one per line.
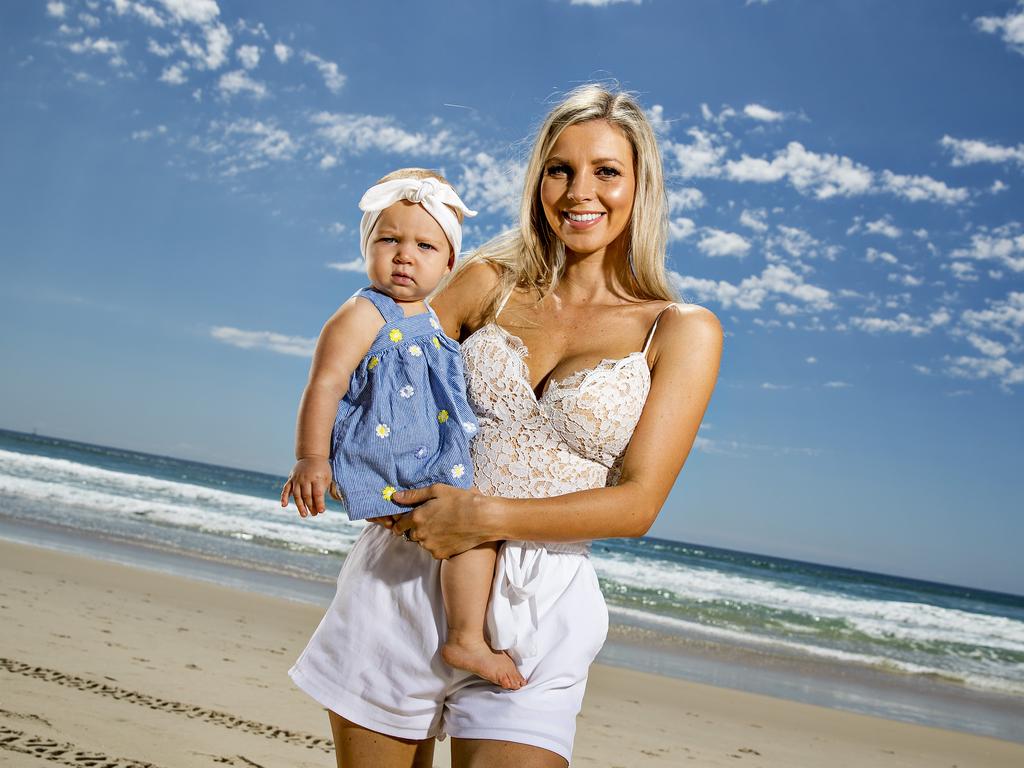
left=374, top=168, right=465, bottom=224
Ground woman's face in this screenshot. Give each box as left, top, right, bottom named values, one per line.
left=539, top=119, right=637, bottom=260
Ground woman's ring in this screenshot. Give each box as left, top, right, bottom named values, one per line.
left=403, top=529, right=413, bottom=542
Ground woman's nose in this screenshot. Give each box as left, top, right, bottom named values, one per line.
left=566, top=176, right=592, bottom=203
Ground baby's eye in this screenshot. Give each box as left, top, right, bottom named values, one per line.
left=596, top=166, right=621, bottom=177
left=418, top=242, right=437, bottom=251
left=378, top=236, right=398, bottom=244
left=545, top=164, right=571, bottom=177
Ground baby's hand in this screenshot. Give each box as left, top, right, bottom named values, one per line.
left=281, top=457, right=334, bottom=518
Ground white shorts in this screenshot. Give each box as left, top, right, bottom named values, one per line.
left=288, top=524, right=609, bottom=762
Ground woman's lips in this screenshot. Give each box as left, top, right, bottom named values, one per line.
left=562, top=211, right=606, bottom=230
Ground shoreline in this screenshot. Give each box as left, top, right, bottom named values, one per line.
left=3, top=537, right=1023, bottom=767
left=2, top=515, right=1023, bottom=748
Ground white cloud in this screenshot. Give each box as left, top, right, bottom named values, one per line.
left=761, top=382, right=789, bottom=390
left=769, top=225, right=821, bottom=260
left=217, top=69, right=266, bottom=99
left=148, top=38, right=175, bottom=57
left=67, top=37, right=127, bottom=67
left=739, top=208, right=768, bottom=232
left=313, top=112, right=452, bottom=157
left=961, top=291, right=1024, bottom=344
left=221, top=118, right=294, bottom=160
left=319, top=154, right=338, bottom=169
left=879, top=169, right=969, bottom=205
left=667, top=187, right=705, bottom=212
left=743, top=103, right=784, bottom=122
left=700, top=103, right=737, bottom=126
left=159, top=62, right=188, bottom=85
left=725, top=142, right=873, bottom=199
left=671, top=263, right=831, bottom=312
left=864, top=215, right=902, bottom=238
left=327, top=259, right=365, bottom=273
left=665, top=127, right=727, bottom=178
left=458, top=152, right=524, bottom=218
left=888, top=272, right=923, bottom=287
left=236, top=44, right=260, bottom=69
left=114, top=1, right=166, bottom=27
left=646, top=104, right=669, bottom=136
left=79, top=12, right=101, bottom=28
left=180, top=21, right=232, bottom=70
left=210, top=326, right=315, bottom=357
left=974, top=2, right=1024, bottom=57
left=326, top=222, right=346, bottom=236
left=944, top=354, right=1024, bottom=390
left=940, top=135, right=1024, bottom=168
left=864, top=249, right=897, bottom=268
left=850, top=310, right=949, bottom=337
left=301, top=51, right=345, bottom=93
left=698, top=228, right=751, bottom=258
left=806, top=356, right=817, bottom=364
left=991, top=179, right=1010, bottom=194
left=965, top=333, right=1008, bottom=358
left=823, top=381, right=851, bottom=388
left=273, top=42, right=292, bottom=63
left=46, top=2, right=66, bottom=18
left=669, top=217, right=697, bottom=241
left=155, top=0, right=220, bottom=26
left=948, top=261, right=979, bottom=282
left=950, top=223, right=1024, bottom=273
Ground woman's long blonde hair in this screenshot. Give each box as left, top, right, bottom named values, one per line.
left=461, top=84, right=677, bottom=320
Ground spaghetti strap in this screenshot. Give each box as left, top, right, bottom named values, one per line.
left=642, top=303, right=676, bottom=356
left=494, top=286, right=514, bottom=319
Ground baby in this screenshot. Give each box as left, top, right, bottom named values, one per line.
left=281, top=168, right=525, bottom=690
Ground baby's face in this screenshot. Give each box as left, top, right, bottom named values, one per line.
left=365, top=200, right=452, bottom=303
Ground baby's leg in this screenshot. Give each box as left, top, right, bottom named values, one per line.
left=440, top=543, right=526, bottom=690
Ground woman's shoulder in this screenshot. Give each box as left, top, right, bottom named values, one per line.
left=647, top=302, right=723, bottom=358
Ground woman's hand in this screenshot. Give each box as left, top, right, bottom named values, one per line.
left=281, top=457, right=335, bottom=518
left=390, top=484, right=493, bottom=559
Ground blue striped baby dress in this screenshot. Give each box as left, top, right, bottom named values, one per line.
left=329, top=286, right=479, bottom=521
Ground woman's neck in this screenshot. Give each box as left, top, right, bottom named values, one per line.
left=559, top=244, right=632, bottom=305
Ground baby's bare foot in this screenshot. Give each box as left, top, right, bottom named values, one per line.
left=442, top=637, right=526, bottom=690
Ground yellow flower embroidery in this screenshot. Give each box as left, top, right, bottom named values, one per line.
left=375, top=423, right=391, bottom=438
left=437, top=410, right=449, bottom=424
left=381, top=485, right=396, bottom=501
left=389, top=328, right=403, bottom=343
left=367, top=356, right=379, bottom=370
left=432, top=336, right=441, bottom=349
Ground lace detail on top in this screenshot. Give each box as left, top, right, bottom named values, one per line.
left=461, top=323, right=652, bottom=499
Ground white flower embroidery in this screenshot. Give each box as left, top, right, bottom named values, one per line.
left=375, top=423, right=391, bottom=438
left=408, top=344, right=423, bottom=357
left=399, top=385, right=415, bottom=399
left=430, top=317, right=441, bottom=329
left=462, top=421, right=478, bottom=434
left=451, top=464, right=465, bottom=479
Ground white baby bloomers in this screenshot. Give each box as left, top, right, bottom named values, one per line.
left=288, top=302, right=667, bottom=762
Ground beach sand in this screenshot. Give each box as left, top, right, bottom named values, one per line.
left=1, top=538, right=1021, bottom=768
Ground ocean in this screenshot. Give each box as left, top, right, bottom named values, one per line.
left=2, top=427, right=1021, bottom=742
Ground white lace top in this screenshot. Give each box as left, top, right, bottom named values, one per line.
left=460, top=296, right=672, bottom=660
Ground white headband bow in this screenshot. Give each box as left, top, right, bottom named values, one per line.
left=358, top=177, right=477, bottom=266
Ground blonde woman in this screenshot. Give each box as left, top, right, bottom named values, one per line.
left=288, top=84, right=722, bottom=768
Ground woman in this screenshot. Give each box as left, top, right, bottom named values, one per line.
left=287, top=84, right=722, bottom=768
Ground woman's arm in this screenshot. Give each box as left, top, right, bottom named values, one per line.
left=392, top=304, right=723, bottom=557
left=280, top=296, right=382, bottom=517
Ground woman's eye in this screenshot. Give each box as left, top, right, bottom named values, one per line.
left=545, top=164, right=570, bottom=177
left=597, top=166, right=621, bottom=177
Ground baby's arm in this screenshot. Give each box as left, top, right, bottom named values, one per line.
left=281, top=296, right=383, bottom=518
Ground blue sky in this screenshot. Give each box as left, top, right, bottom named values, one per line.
left=2, top=0, right=1023, bottom=594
